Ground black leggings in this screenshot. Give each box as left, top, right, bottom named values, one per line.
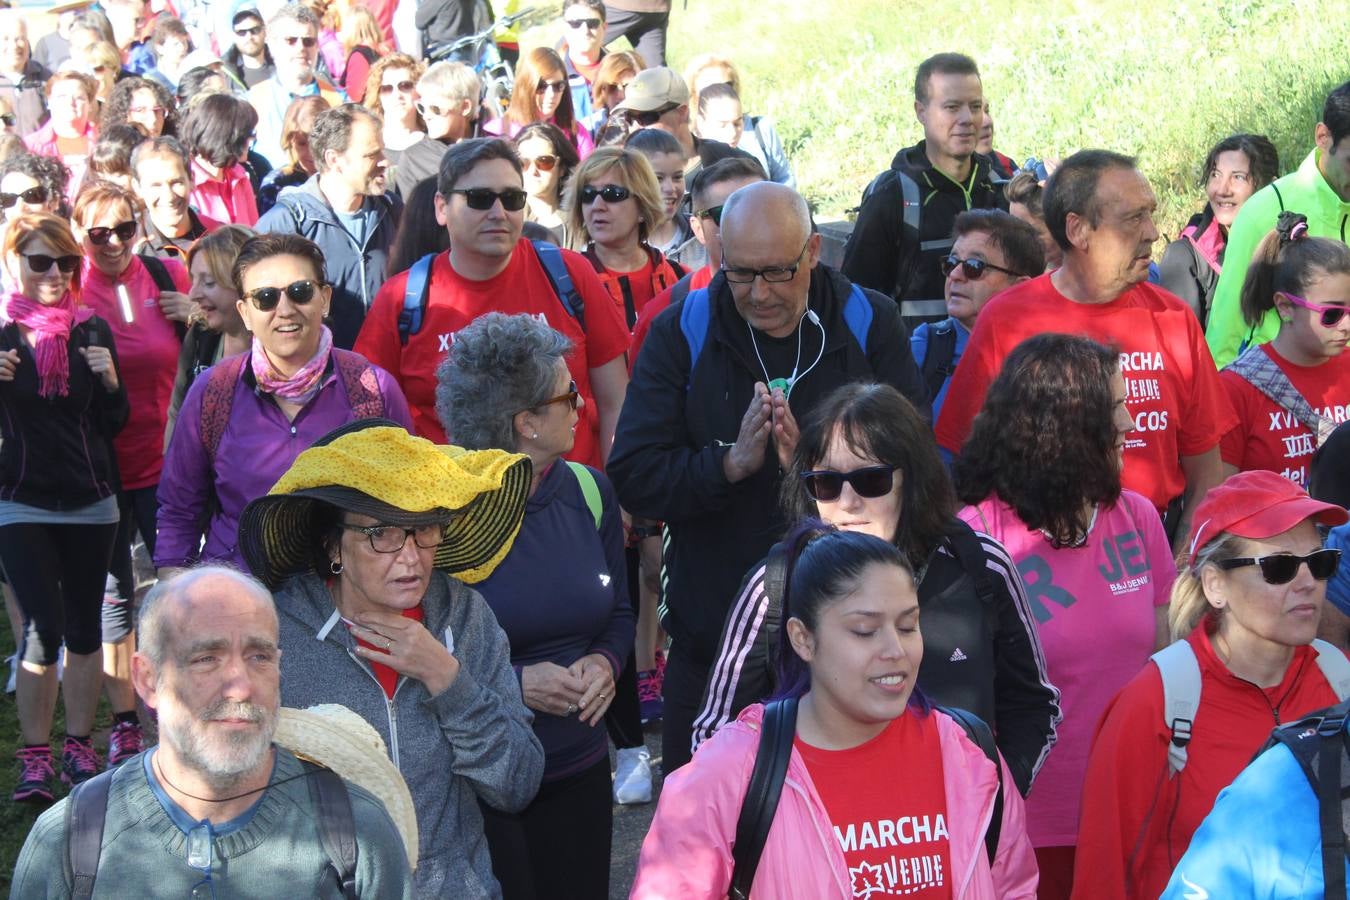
left=105, top=485, right=159, bottom=643
left=0, top=521, right=118, bottom=665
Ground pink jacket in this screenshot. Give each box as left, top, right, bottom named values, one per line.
left=24, top=120, right=98, bottom=201
left=189, top=157, right=260, bottom=227
left=631, top=704, right=1038, bottom=899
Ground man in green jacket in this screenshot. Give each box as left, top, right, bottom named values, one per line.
left=1207, top=80, right=1350, bottom=367
left=9, top=568, right=414, bottom=900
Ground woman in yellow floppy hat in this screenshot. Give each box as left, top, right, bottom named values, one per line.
left=436, top=312, right=636, bottom=899
left=238, top=418, right=545, bottom=899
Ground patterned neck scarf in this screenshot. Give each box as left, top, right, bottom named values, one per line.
left=250, top=324, right=333, bottom=406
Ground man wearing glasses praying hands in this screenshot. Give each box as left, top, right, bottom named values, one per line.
left=355, top=138, right=630, bottom=467
left=247, top=3, right=346, bottom=168
left=9, top=567, right=415, bottom=899
left=607, top=180, right=929, bottom=772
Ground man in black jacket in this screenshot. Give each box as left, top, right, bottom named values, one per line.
left=608, top=182, right=930, bottom=772
left=842, top=52, right=1006, bottom=328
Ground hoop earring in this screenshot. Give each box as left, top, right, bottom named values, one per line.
left=329, top=559, right=343, bottom=575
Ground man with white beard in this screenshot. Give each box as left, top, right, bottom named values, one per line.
left=9, top=567, right=414, bottom=899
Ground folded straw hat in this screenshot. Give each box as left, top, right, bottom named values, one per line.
left=275, top=704, right=419, bottom=870
left=239, top=419, right=531, bottom=588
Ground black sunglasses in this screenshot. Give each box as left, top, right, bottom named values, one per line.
left=0, top=185, right=49, bottom=208
left=940, top=254, right=1026, bottom=281
left=23, top=253, right=80, bottom=274
left=282, top=35, right=318, bottom=47
left=694, top=203, right=724, bottom=226
left=801, top=465, right=896, bottom=502
left=244, top=279, right=324, bottom=311
left=234, top=24, right=263, bottom=36
left=1215, top=549, right=1341, bottom=585
left=379, top=80, right=416, bottom=95
left=86, top=221, right=138, bottom=245
left=579, top=184, right=631, bottom=205
left=566, top=17, right=602, bottom=29
left=446, top=187, right=528, bottom=211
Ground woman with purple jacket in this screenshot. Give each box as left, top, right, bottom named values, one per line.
left=155, top=233, right=411, bottom=576
left=436, top=311, right=634, bottom=900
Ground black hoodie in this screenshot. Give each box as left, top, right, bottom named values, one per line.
left=842, top=140, right=1006, bottom=319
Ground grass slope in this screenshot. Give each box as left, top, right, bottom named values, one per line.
left=663, top=0, right=1349, bottom=238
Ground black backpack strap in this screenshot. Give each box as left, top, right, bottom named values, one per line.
left=938, top=706, right=1002, bottom=866
left=942, top=519, right=997, bottom=605
left=920, top=320, right=959, bottom=401
left=304, top=762, right=359, bottom=900
left=729, top=696, right=799, bottom=900
left=66, top=769, right=115, bottom=899
left=760, top=542, right=790, bottom=684
left=138, top=253, right=177, bottom=293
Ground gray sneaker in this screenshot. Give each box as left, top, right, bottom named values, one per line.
left=613, top=746, right=653, bottom=805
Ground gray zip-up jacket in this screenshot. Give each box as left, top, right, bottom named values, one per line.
left=275, top=571, right=544, bottom=899
left=256, top=174, right=403, bottom=349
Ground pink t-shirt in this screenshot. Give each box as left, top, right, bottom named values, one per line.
left=958, top=489, right=1175, bottom=847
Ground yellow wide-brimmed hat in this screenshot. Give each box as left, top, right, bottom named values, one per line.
left=238, top=419, right=531, bottom=587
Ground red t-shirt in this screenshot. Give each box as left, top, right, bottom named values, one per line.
left=353, top=240, right=630, bottom=467
left=628, top=264, right=714, bottom=374
left=796, top=711, right=953, bottom=899
left=1219, top=343, right=1350, bottom=486
left=934, top=274, right=1237, bottom=512
left=80, top=256, right=190, bottom=490
left=347, top=604, right=424, bottom=698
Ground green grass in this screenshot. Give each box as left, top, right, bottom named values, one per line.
left=648, top=0, right=1348, bottom=240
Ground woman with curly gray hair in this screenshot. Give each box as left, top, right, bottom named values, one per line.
left=436, top=312, right=633, bottom=899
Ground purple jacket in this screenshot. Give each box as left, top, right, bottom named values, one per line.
left=154, top=352, right=412, bottom=570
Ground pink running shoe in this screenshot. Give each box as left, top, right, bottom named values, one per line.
left=107, top=720, right=144, bottom=769
left=13, top=746, right=56, bottom=803
left=61, top=736, right=100, bottom=786
left=638, top=669, right=663, bottom=725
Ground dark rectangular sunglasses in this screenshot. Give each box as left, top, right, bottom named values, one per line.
left=446, top=188, right=528, bottom=211
left=801, top=465, right=896, bottom=502
left=1, top=185, right=49, bottom=208
left=579, top=184, right=631, bottom=205
left=1215, top=548, right=1341, bottom=585
left=244, top=279, right=323, bottom=311
left=86, top=221, right=138, bottom=245
left=940, top=254, right=1026, bottom=280
left=24, top=253, right=80, bottom=274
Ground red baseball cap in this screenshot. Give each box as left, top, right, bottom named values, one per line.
left=1187, top=470, right=1348, bottom=567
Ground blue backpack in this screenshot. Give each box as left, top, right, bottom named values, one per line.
left=397, top=241, right=584, bottom=345
left=677, top=283, right=873, bottom=387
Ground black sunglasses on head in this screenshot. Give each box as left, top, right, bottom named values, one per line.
left=86, top=221, right=138, bottom=245
left=244, top=279, right=324, bottom=311
left=1215, top=549, right=1341, bottom=585
left=801, top=465, right=896, bottom=502
left=940, top=254, right=1026, bottom=281
left=0, top=186, right=48, bottom=208
left=446, top=188, right=528, bottom=211
left=579, top=184, right=631, bottom=205
left=23, top=253, right=80, bottom=274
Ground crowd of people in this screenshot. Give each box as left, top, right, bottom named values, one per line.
left=1, top=0, right=1349, bottom=896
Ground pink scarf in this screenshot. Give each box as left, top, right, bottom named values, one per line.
left=5, top=291, right=93, bottom=399
left=250, top=324, right=333, bottom=406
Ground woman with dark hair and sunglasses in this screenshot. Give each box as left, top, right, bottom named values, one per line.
left=485, top=48, right=596, bottom=160
left=156, top=233, right=412, bottom=578
left=436, top=312, right=635, bottom=899
left=72, top=180, right=192, bottom=768
left=1074, top=469, right=1349, bottom=900
left=179, top=92, right=261, bottom=226
left=514, top=122, right=580, bottom=246
left=693, top=381, right=1060, bottom=799
left=0, top=153, right=68, bottom=225
left=634, top=523, right=1038, bottom=898
left=1218, top=213, right=1350, bottom=487
left=564, top=146, right=684, bottom=330
left=0, top=212, right=127, bottom=802
left=951, top=332, right=1174, bottom=898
